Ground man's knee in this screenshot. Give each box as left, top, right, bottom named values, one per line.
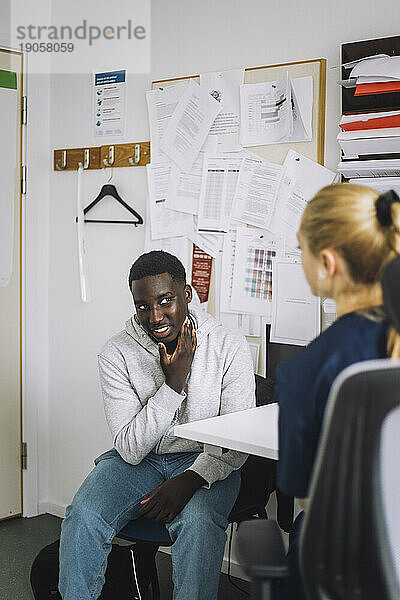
left=173, top=492, right=228, bottom=534
left=63, top=497, right=96, bottom=530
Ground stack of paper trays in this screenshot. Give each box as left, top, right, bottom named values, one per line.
left=349, top=55, right=400, bottom=96
left=348, top=177, right=400, bottom=197
left=339, top=111, right=400, bottom=131
left=337, top=127, right=400, bottom=159
left=338, top=158, right=400, bottom=178
left=338, top=54, right=400, bottom=180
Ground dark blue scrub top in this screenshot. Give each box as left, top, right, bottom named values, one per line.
left=276, top=310, right=389, bottom=499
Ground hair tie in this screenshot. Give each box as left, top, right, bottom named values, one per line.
left=376, top=189, right=400, bottom=227
left=381, top=255, right=400, bottom=334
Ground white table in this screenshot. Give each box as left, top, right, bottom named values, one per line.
left=173, top=403, right=278, bottom=460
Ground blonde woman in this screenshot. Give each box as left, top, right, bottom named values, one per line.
left=275, top=185, right=400, bottom=599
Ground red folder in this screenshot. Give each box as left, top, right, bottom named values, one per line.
left=340, top=114, right=400, bottom=131
left=355, top=81, right=400, bottom=96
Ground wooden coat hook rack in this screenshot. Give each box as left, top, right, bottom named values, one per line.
left=54, top=141, right=150, bottom=171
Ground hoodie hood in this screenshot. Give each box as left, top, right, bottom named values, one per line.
left=125, top=303, right=221, bottom=354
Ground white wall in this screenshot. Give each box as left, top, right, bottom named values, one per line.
left=26, top=0, right=400, bottom=515
left=46, top=71, right=150, bottom=509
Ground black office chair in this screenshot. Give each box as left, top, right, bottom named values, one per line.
left=236, top=359, right=400, bottom=600
left=116, top=374, right=293, bottom=599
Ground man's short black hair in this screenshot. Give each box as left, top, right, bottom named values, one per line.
left=128, top=250, right=186, bottom=290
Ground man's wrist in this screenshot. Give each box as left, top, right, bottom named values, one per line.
left=165, top=376, right=186, bottom=394
left=183, top=469, right=207, bottom=491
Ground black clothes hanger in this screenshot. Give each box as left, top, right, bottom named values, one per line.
left=84, top=177, right=143, bottom=226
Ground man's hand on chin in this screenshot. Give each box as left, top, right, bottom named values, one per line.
left=139, top=470, right=207, bottom=523
left=159, top=316, right=197, bottom=394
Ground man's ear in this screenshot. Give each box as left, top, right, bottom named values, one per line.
left=184, top=284, right=193, bottom=304
left=321, top=248, right=337, bottom=278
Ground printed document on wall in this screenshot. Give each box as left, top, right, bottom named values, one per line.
left=93, top=70, right=126, bottom=138
left=230, top=229, right=284, bottom=317
left=289, top=76, right=313, bottom=142
left=270, top=259, right=320, bottom=345
left=146, top=81, right=189, bottom=162
left=270, top=150, right=336, bottom=249
left=231, top=155, right=284, bottom=229
left=197, top=154, right=243, bottom=233
left=165, top=136, right=218, bottom=215
left=220, top=227, right=247, bottom=314
left=220, top=312, right=262, bottom=337
left=146, top=163, right=193, bottom=239
left=200, top=69, right=244, bottom=151
left=240, top=72, right=292, bottom=146
left=160, top=79, right=221, bottom=172
left=190, top=217, right=224, bottom=258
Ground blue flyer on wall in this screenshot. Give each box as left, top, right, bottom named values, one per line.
left=93, top=69, right=126, bottom=138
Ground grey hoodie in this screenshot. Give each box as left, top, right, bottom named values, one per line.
left=98, top=304, right=256, bottom=486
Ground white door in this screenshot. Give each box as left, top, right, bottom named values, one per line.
left=0, top=49, right=23, bottom=520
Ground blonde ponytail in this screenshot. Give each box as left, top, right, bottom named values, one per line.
left=300, top=184, right=400, bottom=359
left=300, top=184, right=396, bottom=284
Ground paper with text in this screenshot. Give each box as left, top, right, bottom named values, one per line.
left=165, top=137, right=218, bottom=216
left=220, top=227, right=247, bottom=314
left=146, top=162, right=193, bottom=240
left=190, top=217, right=224, bottom=258
left=220, top=313, right=262, bottom=337
left=160, top=79, right=221, bottom=172
left=289, top=76, right=313, bottom=142
left=270, top=150, right=336, bottom=249
left=197, top=154, right=244, bottom=233
left=270, top=259, right=320, bottom=345
left=240, top=72, right=292, bottom=146
left=146, top=82, right=189, bottom=162
left=231, top=155, right=284, bottom=229
left=231, top=229, right=284, bottom=317
left=200, top=68, right=244, bottom=151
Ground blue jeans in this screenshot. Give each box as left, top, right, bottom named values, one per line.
left=59, top=449, right=241, bottom=600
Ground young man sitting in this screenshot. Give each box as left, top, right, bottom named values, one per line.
left=59, top=250, right=255, bottom=600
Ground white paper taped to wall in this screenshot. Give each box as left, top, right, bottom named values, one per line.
left=230, top=228, right=284, bottom=318
left=146, top=81, right=189, bottom=162
left=160, top=79, right=221, bottom=172
left=270, top=259, right=320, bottom=345
left=197, top=154, right=243, bottom=234
left=146, top=162, right=194, bottom=240
left=200, top=68, right=244, bottom=152
left=270, top=150, right=336, bottom=249
left=240, top=72, right=292, bottom=146
left=231, top=155, right=284, bottom=230
left=165, top=137, right=218, bottom=216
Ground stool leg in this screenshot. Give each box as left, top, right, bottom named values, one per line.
left=130, top=548, right=143, bottom=600
left=150, top=569, right=161, bottom=600
left=252, top=578, right=275, bottom=600
left=129, top=545, right=161, bottom=600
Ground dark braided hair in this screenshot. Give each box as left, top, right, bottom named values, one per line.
left=128, top=250, right=186, bottom=290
